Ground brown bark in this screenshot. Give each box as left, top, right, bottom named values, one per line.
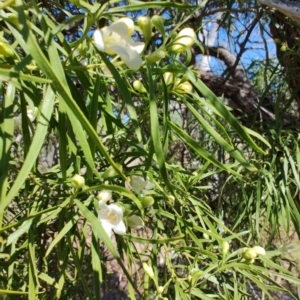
left=195, top=46, right=299, bottom=127
left=268, top=10, right=300, bottom=118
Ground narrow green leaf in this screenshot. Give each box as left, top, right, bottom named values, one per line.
left=182, top=98, right=257, bottom=171
left=1, top=86, right=55, bottom=212
left=184, top=67, right=269, bottom=154
left=168, top=120, right=240, bottom=176
left=99, top=53, right=142, bottom=142
left=147, top=62, right=174, bottom=194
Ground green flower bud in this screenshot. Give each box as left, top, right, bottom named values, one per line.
left=163, top=72, right=174, bottom=86
left=138, top=16, right=152, bottom=44
left=143, top=262, right=155, bottom=279
left=222, top=241, right=230, bottom=256
left=71, top=174, right=85, bottom=189
left=167, top=195, right=175, bottom=205
left=242, top=248, right=257, bottom=260
left=151, top=15, right=165, bottom=35
left=0, top=41, right=14, bottom=57
left=102, top=164, right=123, bottom=179
left=133, top=80, right=147, bottom=93
left=157, top=286, right=164, bottom=294
left=252, top=246, right=266, bottom=256
left=174, top=81, right=193, bottom=94
left=203, top=231, right=211, bottom=240
left=139, top=196, right=154, bottom=208
left=274, top=38, right=282, bottom=44
left=97, top=190, right=112, bottom=202
left=280, top=42, right=288, bottom=52
left=146, top=49, right=166, bottom=63
left=170, top=28, right=196, bottom=53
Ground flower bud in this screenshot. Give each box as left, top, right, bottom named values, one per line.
left=146, top=49, right=166, bottom=63
left=151, top=16, right=165, bottom=35
left=139, top=196, right=154, bottom=208
left=71, top=174, right=85, bottom=189
left=26, top=106, right=38, bottom=122
left=157, top=286, right=164, bottom=294
left=133, top=80, right=147, bottom=93
left=167, top=195, right=175, bottom=204
left=163, top=72, right=174, bottom=86
left=280, top=42, right=288, bottom=52
left=97, top=190, right=112, bottom=203
left=252, top=246, right=266, bottom=256
left=102, top=164, right=123, bottom=179
left=138, top=16, right=152, bottom=44
left=174, top=81, right=193, bottom=94
left=203, top=231, right=210, bottom=240
left=242, top=248, right=257, bottom=260
left=222, top=241, right=230, bottom=256
left=170, top=28, right=196, bottom=53
left=0, top=40, right=14, bottom=57
left=143, top=262, right=155, bottom=279
left=127, top=215, right=144, bottom=229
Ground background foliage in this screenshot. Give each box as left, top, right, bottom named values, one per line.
left=0, top=0, right=300, bottom=299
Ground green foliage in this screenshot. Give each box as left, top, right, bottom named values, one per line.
left=0, top=0, right=299, bottom=299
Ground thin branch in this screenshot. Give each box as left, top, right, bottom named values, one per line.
left=222, top=9, right=263, bottom=83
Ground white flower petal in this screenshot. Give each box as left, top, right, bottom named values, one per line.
left=93, top=18, right=144, bottom=70
left=130, top=176, right=147, bottom=194
left=125, top=180, right=132, bottom=190
left=129, top=175, right=154, bottom=194
left=134, top=42, right=145, bottom=54
left=108, top=203, right=123, bottom=216
left=122, top=37, right=144, bottom=53
left=113, top=220, right=126, bottom=235
left=109, top=18, right=134, bottom=38
left=127, top=215, right=144, bottom=229
left=99, top=219, right=114, bottom=237
left=98, top=200, right=109, bottom=210
left=109, top=44, right=131, bottom=60
left=145, top=181, right=155, bottom=190
left=110, top=44, right=142, bottom=70
left=93, top=29, right=105, bottom=52
left=98, top=201, right=126, bottom=236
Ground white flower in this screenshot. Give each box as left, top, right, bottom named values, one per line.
left=125, top=175, right=155, bottom=194
left=97, top=190, right=112, bottom=203
left=93, top=17, right=145, bottom=70
left=98, top=201, right=126, bottom=237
